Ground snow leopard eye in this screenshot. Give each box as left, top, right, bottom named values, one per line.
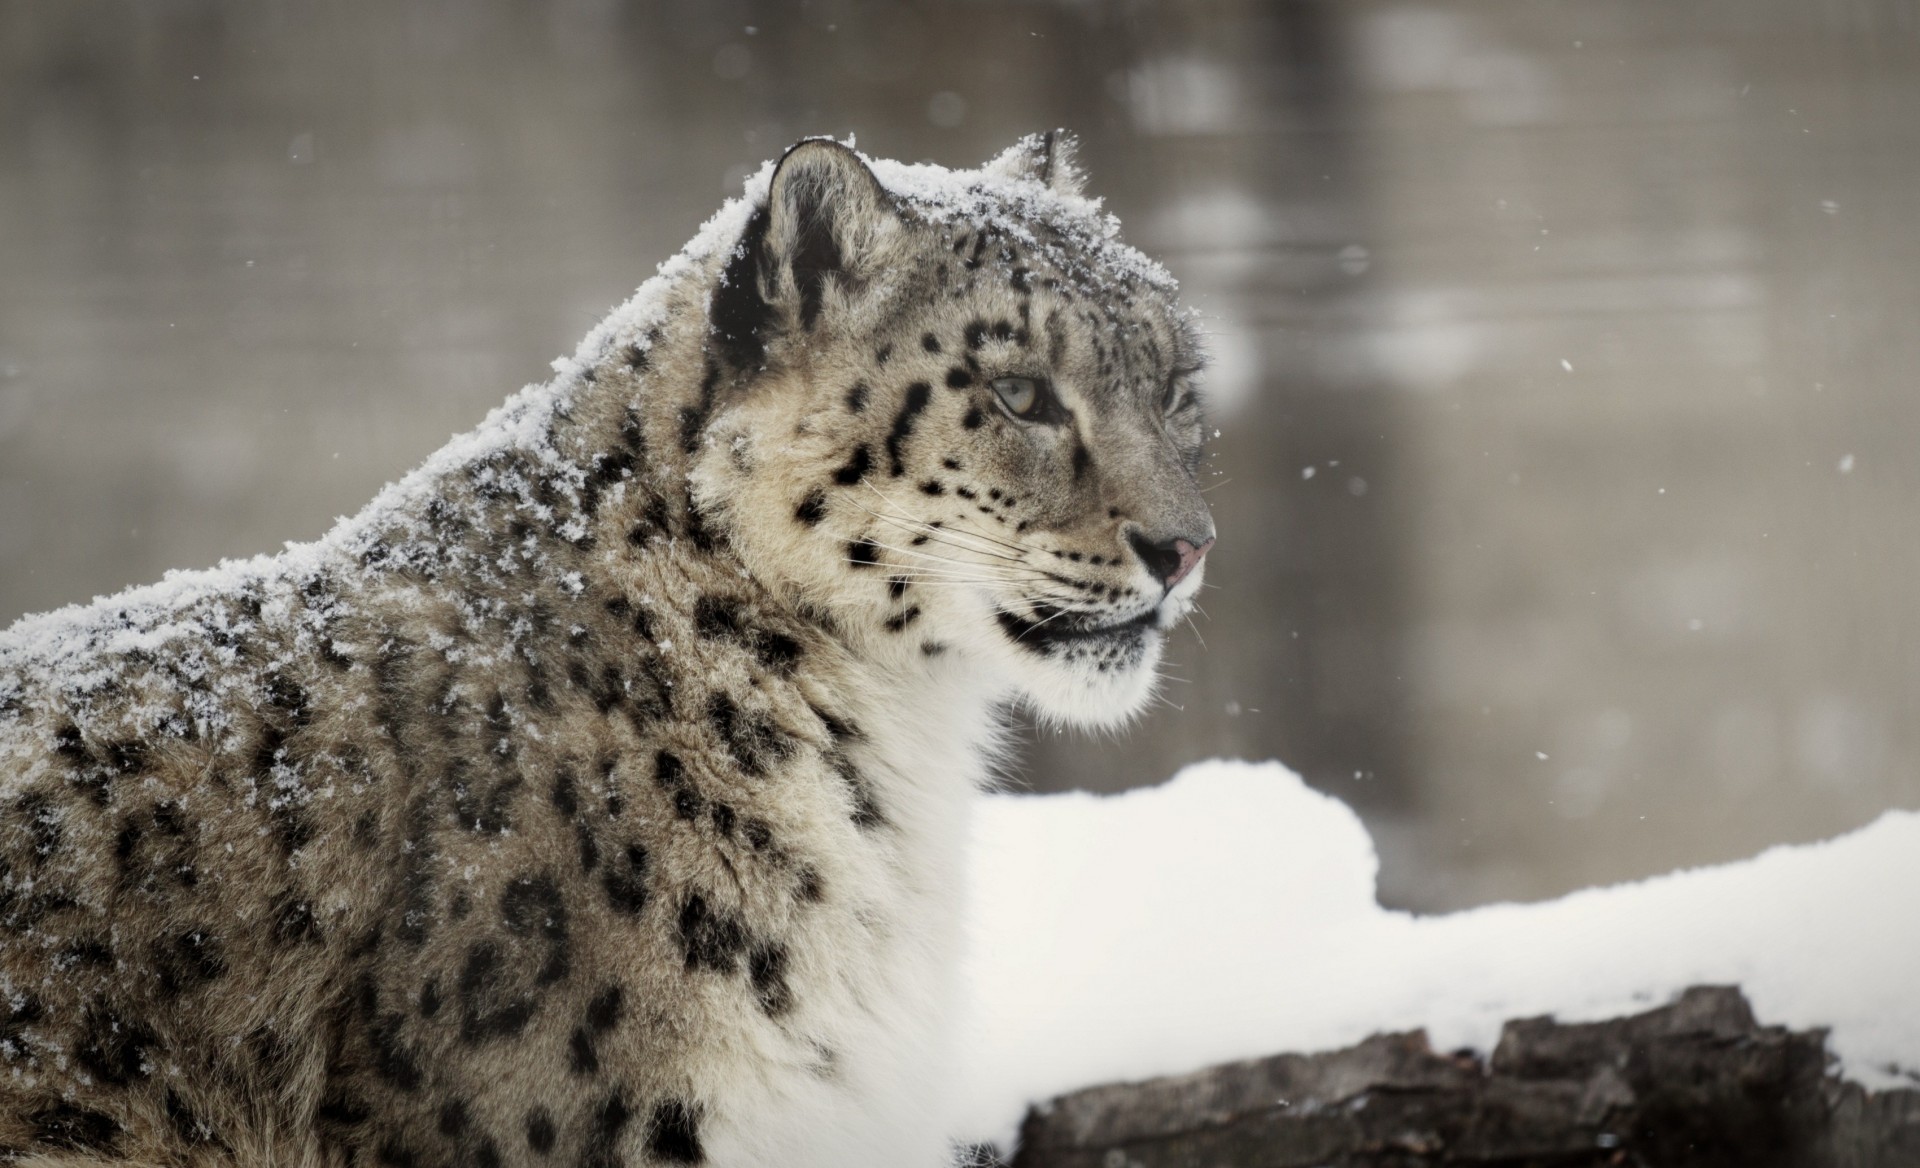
left=1162, top=366, right=1202, bottom=415
left=991, top=376, right=1061, bottom=424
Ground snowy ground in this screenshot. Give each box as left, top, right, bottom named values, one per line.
left=954, top=759, right=1920, bottom=1148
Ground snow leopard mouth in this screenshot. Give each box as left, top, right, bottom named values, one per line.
left=994, top=606, right=1160, bottom=656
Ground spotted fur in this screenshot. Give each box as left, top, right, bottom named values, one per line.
left=0, top=134, right=1211, bottom=1168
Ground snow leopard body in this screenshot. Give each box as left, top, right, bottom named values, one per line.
left=0, top=135, right=1213, bottom=1168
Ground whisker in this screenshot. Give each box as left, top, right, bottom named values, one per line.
left=860, top=526, right=1059, bottom=576
left=858, top=568, right=1022, bottom=588
left=931, top=510, right=1033, bottom=557
left=868, top=577, right=1012, bottom=589
left=893, top=529, right=1036, bottom=568
left=839, top=559, right=1019, bottom=585
left=844, top=525, right=1009, bottom=568
left=857, top=533, right=1055, bottom=584
left=853, top=506, right=1032, bottom=565
left=1182, top=611, right=1208, bottom=651
left=856, top=483, right=1035, bottom=560
left=1020, top=606, right=1078, bottom=633
left=841, top=485, right=1119, bottom=618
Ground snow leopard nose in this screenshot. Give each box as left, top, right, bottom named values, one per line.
left=1127, top=531, right=1215, bottom=590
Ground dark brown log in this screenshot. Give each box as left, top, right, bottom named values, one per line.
left=981, top=986, right=1920, bottom=1168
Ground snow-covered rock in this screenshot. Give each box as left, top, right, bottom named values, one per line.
left=955, top=759, right=1920, bottom=1147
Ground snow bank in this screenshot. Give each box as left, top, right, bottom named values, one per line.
left=954, top=759, right=1920, bottom=1146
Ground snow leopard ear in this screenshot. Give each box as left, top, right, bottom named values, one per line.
left=712, top=138, right=895, bottom=369
left=983, top=130, right=1086, bottom=197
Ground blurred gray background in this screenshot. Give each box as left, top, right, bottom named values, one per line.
left=4, top=0, right=1916, bottom=910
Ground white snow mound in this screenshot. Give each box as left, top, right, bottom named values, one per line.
left=955, top=759, right=1920, bottom=1147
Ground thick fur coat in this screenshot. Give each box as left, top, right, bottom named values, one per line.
left=0, top=134, right=1212, bottom=1168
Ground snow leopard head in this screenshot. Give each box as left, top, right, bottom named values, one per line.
left=693, top=134, right=1213, bottom=729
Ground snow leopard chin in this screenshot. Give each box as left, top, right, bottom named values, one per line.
left=995, top=583, right=1204, bottom=732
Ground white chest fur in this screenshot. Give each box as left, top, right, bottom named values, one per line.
left=693, top=660, right=997, bottom=1168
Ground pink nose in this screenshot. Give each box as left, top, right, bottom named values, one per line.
left=1165, top=536, right=1214, bottom=588
left=1130, top=530, right=1215, bottom=589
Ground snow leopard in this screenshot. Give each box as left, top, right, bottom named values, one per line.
left=0, top=133, right=1213, bottom=1168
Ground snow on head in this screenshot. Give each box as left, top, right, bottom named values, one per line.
left=861, top=148, right=1177, bottom=298
left=953, top=759, right=1920, bottom=1148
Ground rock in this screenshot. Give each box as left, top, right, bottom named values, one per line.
left=998, top=986, right=1920, bottom=1168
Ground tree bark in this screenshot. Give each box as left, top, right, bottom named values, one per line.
left=990, top=986, right=1920, bottom=1168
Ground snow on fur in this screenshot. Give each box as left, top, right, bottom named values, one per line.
left=0, top=135, right=1165, bottom=687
